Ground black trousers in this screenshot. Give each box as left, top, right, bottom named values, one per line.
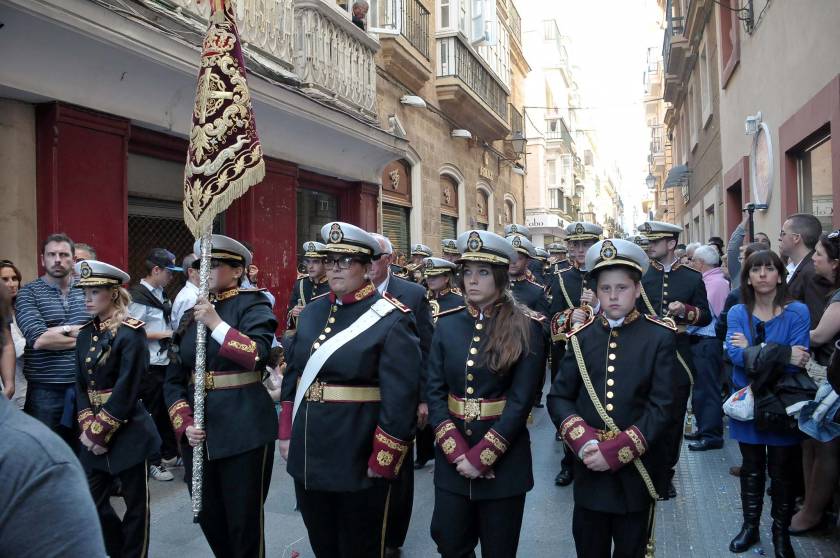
left=416, top=425, right=435, bottom=465
left=140, top=365, right=178, bottom=462
left=295, top=479, right=390, bottom=558
left=183, top=442, right=274, bottom=558
left=386, top=441, right=414, bottom=548
left=690, top=337, right=724, bottom=443
left=572, top=504, right=652, bottom=558
left=88, top=461, right=150, bottom=558
left=430, top=488, right=526, bottom=558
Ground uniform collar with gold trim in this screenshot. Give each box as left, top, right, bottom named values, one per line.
left=94, top=315, right=116, bottom=333
left=466, top=300, right=502, bottom=318
left=428, top=287, right=454, bottom=300
left=599, top=309, right=641, bottom=329
left=329, top=281, right=376, bottom=305
left=309, top=274, right=328, bottom=285
left=511, top=269, right=536, bottom=283
left=210, top=287, right=240, bottom=302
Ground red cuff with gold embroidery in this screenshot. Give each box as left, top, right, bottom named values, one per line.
left=168, top=400, right=194, bottom=443
left=77, top=408, right=94, bottom=433
left=85, top=408, right=123, bottom=447
left=278, top=401, right=293, bottom=440
left=683, top=304, right=700, bottom=324
left=560, top=414, right=600, bottom=455
left=218, top=328, right=260, bottom=370
left=598, top=426, right=648, bottom=472
left=464, top=429, right=509, bottom=474
left=367, top=426, right=410, bottom=479
left=550, top=309, right=573, bottom=343
left=434, top=420, right=469, bottom=464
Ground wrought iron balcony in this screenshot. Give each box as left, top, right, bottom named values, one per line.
left=509, top=104, right=523, bottom=135
left=400, top=0, right=431, bottom=59
left=376, top=0, right=432, bottom=91
left=509, top=0, right=522, bottom=45
left=436, top=36, right=510, bottom=140
left=662, top=0, right=689, bottom=102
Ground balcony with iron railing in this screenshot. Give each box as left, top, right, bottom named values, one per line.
left=509, top=0, right=522, bottom=45
left=376, top=0, right=433, bottom=90
left=141, top=0, right=379, bottom=120
left=545, top=117, right=574, bottom=147
left=662, top=0, right=689, bottom=103
left=436, top=35, right=511, bottom=140
left=509, top=104, right=523, bottom=135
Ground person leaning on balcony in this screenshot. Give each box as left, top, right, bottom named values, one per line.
left=352, top=0, right=368, bottom=30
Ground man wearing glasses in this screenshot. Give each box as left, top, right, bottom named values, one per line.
left=779, top=213, right=834, bottom=327
left=285, top=241, right=330, bottom=334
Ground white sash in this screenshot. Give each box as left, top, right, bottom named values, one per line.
left=292, top=298, right=396, bottom=422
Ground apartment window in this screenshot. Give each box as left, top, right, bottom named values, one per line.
left=797, top=136, right=833, bottom=232
left=440, top=0, right=450, bottom=28
left=544, top=20, right=557, bottom=40
left=718, top=0, right=740, bottom=88
left=549, top=188, right=562, bottom=209
left=699, top=39, right=712, bottom=126
left=682, top=108, right=690, bottom=162
left=546, top=159, right=557, bottom=186
left=478, top=24, right=510, bottom=86
left=560, top=154, right=573, bottom=190
left=687, top=84, right=698, bottom=151
left=705, top=204, right=716, bottom=239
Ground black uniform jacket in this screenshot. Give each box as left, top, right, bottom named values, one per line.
left=527, top=259, right=547, bottom=286
left=637, top=260, right=711, bottom=329
left=286, top=274, right=330, bottom=330
left=548, top=311, right=678, bottom=514
left=279, top=283, right=421, bottom=492
left=428, top=288, right=466, bottom=322
left=511, top=272, right=550, bottom=318
left=387, top=274, right=435, bottom=401
left=788, top=252, right=833, bottom=328
left=164, top=288, right=278, bottom=461
left=75, top=317, right=160, bottom=474
left=427, top=304, right=545, bottom=500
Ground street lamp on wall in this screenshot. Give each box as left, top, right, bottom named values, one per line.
left=645, top=173, right=657, bottom=190
left=510, top=131, right=527, bottom=156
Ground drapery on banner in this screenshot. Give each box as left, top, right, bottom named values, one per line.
left=183, top=0, right=265, bottom=237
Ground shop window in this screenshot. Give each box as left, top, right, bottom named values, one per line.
left=797, top=136, right=833, bottom=232
left=297, top=189, right=339, bottom=265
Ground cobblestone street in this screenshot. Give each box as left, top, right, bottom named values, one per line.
left=143, top=393, right=840, bottom=557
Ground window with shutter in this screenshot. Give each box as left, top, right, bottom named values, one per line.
left=382, top=203, right=411, bottom=256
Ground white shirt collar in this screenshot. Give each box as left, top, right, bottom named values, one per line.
left=376, top=272, right=391, bottom=295
left=662, top=257, right=679, bottom=272
left=606, top=316, right=626, bottom=328
left=140, top=278, right=163, bottom=298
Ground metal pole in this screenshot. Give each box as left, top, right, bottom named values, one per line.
left=191, top=229, right=212, bottom=522
left=747, top=205, right=756, bottom=243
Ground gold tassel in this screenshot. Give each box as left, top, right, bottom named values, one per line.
left=184, top=159, right=265, bottom=238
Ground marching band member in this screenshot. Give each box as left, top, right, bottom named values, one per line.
left=548, top=239, right=677, bottom=558
left=285, top=241, right=329, bottom=334
left=427, top=230, right=545, bottom=558
left=278, top=222, right=421, bottom=558
left=74, top=260, right=160, bottom=558
left=164, top=235, right=278, bottom=557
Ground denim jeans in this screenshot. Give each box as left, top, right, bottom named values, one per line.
left=24, top=383, right=78, bottom=451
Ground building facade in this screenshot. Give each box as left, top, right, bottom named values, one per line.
left=0, top=0, right=529, bottom=327
left=655, top=0, right=840, bottom=241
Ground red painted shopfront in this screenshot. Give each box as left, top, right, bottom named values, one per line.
left=35, top=102, right=379, bottom=331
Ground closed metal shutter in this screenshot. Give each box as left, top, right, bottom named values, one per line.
left=383, top=203, right=410, bottom=256
left=441, top=214, right=457, bottom=241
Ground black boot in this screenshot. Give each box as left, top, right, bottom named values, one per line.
left=768, top=453, right=796, bottom=558
left=729, top=470, right=764, bottom=553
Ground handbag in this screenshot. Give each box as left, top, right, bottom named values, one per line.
left=754, top=370, right=818, bottom=434
left=723, top=385, right=755, bottom=421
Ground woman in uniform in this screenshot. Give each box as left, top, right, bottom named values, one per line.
left=164, top=235, right=278, bottom=557
left=74, top=260, right=161, bottom=558
left=423, top=256, right=464, bottom=320
left=427, top=229, right=545, bottom=558
left=278, top=222, right=421, bottom=558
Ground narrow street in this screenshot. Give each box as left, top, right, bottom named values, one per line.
left=144, top=386, right=840, bottom=557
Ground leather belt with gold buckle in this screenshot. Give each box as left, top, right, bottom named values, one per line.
left=448, top=394, right=506, bottom=422
left=303, top=380, right=381, bottom=403
left=191, top=371, right=262, bottom=391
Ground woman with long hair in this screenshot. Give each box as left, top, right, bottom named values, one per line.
left=726, top=250, right=810, bottom=557
left=790, top=230, right=840, bottom=535
left=164, top=235, right=278, bottom=557
left=73, top=260, right=161, bottom=558
left=427, top=230, right=544, bottom=557
left=423, top=257, right=464, bottom=319
left=278, top=222, right=421, bottom=558
left=0, top=260, right=24, bottom=406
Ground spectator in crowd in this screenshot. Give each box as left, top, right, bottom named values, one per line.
left=780, top=213, right=833, bottom=327
left=74, top=243, right=97, bottom=261
left=685, top=245, right=729, bottom=451
left=170, top=254, right=199, bottom=330
left=683, top=242, right=701, bottom=267
left=790, top=230, right=840, bottom=535
left=351, top=0, right=368, bottom=30
left=1, top=260, right=26, bottom=408
left=15, top=233, right=90, bottom=448
left=71, top=244, right=97, bottom=280
left=240, top=241, right=276, bottom=307
left=725, top=250, right=810, bottom=556
left=707, top=236, right=725, bottom=260
left=755, top=232, right=771, bottom=248
left=128, top=248, right=182, bottom=482
left=727, top=214, right=750, bottom=289
left=0, top=282, right=107, bottom=558
left=675, top=246, right=687, bottom=264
